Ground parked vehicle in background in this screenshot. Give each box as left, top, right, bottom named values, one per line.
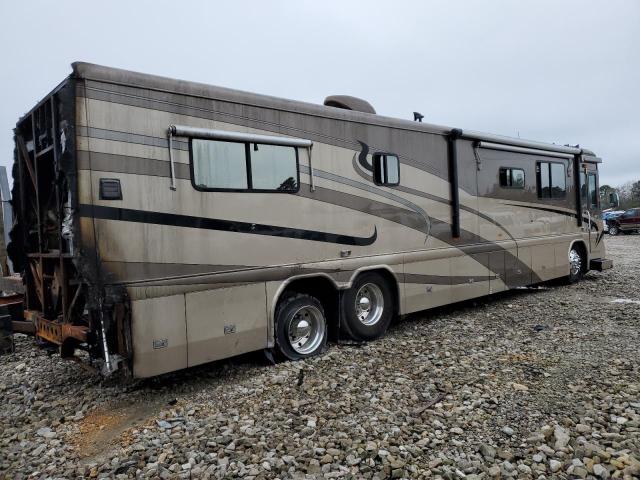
left=607, top=208, right=640, bottom=235
left=602, top=209, right=625, bottom=233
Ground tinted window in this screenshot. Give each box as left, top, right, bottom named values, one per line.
left=386, top=155, right=400, bottom=184
left=373, top=153, right=400, bottom=186
left=192, top=139, right=247, bottom=189
left=588, top=173, right=598, bottom=209
left=580, top=172, right=588, bottom=205
left=538, top=162, right=550, bottom=197
left=537, top=161, right=566, bottom=199
left=499, top=168, right=525, bottom=188
left=550, top=163, right=566, bottom=198
left=191, top=139, right=298, bottom=192
left=250, top=143, right=298, bottom=191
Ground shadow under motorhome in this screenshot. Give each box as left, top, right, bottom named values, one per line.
left=8, top=62, right=612, bottom=378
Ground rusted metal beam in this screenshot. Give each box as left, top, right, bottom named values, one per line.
left=29, top=262, right=44, bottom=307
left=25, top=310, right=89, bottom=345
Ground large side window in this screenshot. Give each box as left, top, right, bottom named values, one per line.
left=191, top=138, right=299, bottom=192
left=499, top=167, right=525, bottom=188
left=537, top=161, right=566, bottom=199
left=373, top=153, right=400, bottom=186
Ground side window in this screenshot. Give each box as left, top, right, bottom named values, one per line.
left=372, top=153, right=400, bottom=186
left=537, top=161, right=566, bottom=199
left=580, top=171, right=588, bottom=206
left=192, top=139, right=248, bottom=190
left=250, top=143, right=298, bottom=191
left=588, top=173, right=598, bottom=209
left=499, top=167, right=525, bottom=188
left=190, top=138, right=298, bottom=192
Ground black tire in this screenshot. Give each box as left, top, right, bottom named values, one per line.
left=609, top=224, right=619, bottom=236
left=567, top=246, right=585, bottom=284
left=274, top=294, right=327, bottom=361
left=340, top=272, right=394, bottom=341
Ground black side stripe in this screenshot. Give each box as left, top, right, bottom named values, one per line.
left=79, top=204, right=377, bottom=246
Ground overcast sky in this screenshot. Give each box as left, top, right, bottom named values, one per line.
left=1, top=0, right=638, bottom=187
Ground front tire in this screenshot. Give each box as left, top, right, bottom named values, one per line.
left=274, top=294, right=327, bottom=360
left=340, top=272, right=394, bottom=341
left=609, top=224, right=619, bottom=236
left=568, top=246, right=585, bottom=284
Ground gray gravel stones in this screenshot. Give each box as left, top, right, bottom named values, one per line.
left=1, top=235, right=639, bottom=478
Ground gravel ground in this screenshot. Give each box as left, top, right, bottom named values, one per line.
left=1, top=235, right=639, bottom=479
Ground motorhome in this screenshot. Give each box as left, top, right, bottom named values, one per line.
left=8, top=63, right=612, bottom=377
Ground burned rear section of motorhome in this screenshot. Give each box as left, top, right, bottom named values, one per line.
left=9, top=77, right=132, bottom=376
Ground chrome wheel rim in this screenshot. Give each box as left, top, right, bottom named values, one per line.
left=569, top=249, right=582, bottom=276
left=355, top=283, right=384, bottom=326
left=288, top=306, right=325, bottom=355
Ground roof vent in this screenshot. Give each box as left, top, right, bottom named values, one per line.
left=324, top=95, right=376, bottom=114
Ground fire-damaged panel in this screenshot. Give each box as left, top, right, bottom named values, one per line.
left=8, top=75, right=132, bottom=377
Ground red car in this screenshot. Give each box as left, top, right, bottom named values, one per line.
left=607, top=208, right=640, bottom=235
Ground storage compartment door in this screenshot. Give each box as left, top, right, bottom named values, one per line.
left=131, top=294, right=187, bottom=378
left=186, top=283, right=268, bottom=367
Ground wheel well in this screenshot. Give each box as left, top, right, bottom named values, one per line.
left=278, top=276, right=340, bottom=335
left=571, top=241, right=588, bottom=272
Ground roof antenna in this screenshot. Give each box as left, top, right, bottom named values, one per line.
left=413, top=112, right=424, bottom=122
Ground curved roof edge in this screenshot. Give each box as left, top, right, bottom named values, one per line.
left=72, top=61, right=450, bottom=136
left=71, top=62, right=594, bottom=156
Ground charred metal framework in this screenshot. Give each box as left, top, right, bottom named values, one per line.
left=10, top=77, right=131, bottom=375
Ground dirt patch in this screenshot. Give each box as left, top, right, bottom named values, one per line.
left=69, top=399, right=164, bottom=464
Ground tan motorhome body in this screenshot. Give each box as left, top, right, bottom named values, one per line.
left=10, top=63, right=611, bottom=377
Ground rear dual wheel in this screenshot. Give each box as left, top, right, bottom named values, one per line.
left=275, top=294, right=327, bottom=360
left=340, top=272, right=394, bottom=341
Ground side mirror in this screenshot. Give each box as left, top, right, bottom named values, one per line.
left=609, top=192, right=619, bottom=208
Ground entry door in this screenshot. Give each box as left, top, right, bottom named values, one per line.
left=579, top=162, right=599, bottom=251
